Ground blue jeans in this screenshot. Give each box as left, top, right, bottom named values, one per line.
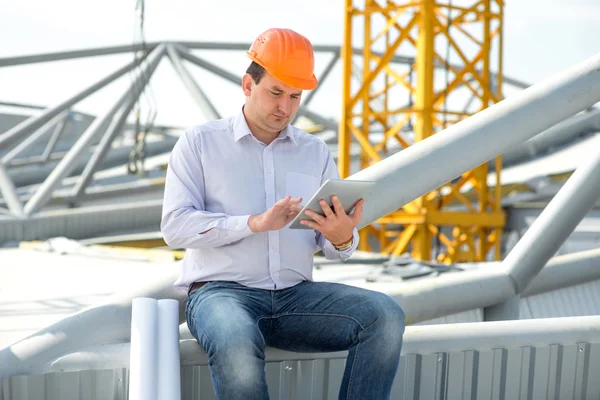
left=185, top=280, right=406, bottom=400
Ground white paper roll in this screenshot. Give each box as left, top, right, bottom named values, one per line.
left=129, top=297, right=158, bottom=400
left=157, top=299, right=182, bottom=400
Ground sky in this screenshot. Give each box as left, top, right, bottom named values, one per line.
left=1, top=0, right=600, bottom=128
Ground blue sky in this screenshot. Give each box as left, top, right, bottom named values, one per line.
left=1, top=0, right=599, bottom=128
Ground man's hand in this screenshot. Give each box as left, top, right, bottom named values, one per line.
left=300, top=195, right=364, bottom=245
left=248, top=196, right=303, bottom=233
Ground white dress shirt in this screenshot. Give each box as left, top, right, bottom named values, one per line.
left=161, top=108, right=359, bottom=291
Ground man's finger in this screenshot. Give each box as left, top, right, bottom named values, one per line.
left=350, top=199, right=364, bottom=224
left=290, top=204, right=303, bottom=213
left=286, top=212, right=299, bottom=222
left=319, top=199, right=335, bottom=218
left=305, top=209, right=326, bottom=224
left=331, top=195, right=346, bottom=216
left=300, top=219, right=322, bottom=231
left=275, top=196, right=291, bottom=207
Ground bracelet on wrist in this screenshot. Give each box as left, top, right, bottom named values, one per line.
left=333, top=237, right=353, bottom=250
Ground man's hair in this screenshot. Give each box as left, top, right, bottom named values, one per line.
left=246, top=61, right=266, bottom=85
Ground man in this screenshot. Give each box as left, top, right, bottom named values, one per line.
left=161, top=28, right=405, bottom=400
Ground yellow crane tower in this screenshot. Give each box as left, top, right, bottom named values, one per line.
left=338, top=0, right=506, bottom=263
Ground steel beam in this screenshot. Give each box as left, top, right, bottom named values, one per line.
left=498, top=107, right=600, bottom=168
left=0, top=43, right=159, bottom=67
left=47, top=315, right=600, bottom=373
left=71, top=106, right=137, bottom=200
left=1, top=112, right=68, bottom=164
left=0, top=162, right=23, bottom=217
left=166, top=44, right=220, bottom=121
left=22, top=44, right=166, bottom=216
left=41, top=115, right=69, bottom=162
left=349, top=51, right=600, bottom=230
left=503, top=142, right=600, bottom=293
left=0, top=53, right=150, bottom=150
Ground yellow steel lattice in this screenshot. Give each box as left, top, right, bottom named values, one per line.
left=339, top=0, right=506, bottom=262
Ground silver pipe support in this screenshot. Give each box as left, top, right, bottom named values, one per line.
left=387, top=268, right=516, bottom=325
left=0, top=163, right=24, bottom=218
left=403, top=315, right=600, bottom=355
left=0, top=53, right=150, bottom=150
left=71, top=65, right=159, bottom=199
left=1, top=112, right=68, bottom=164
left=349, top=52, right=600, bottom=231
left=499, top=107, right=600, bottom=168
left=41, top=116, right=69, bottom=162
left=70, top=108, right=131, bottom=199
left=503, top=147, right=600, bottom=294
left=173, top=43, right=241, bottom=84
left=48, top=315, right=600, bottom=372
left=22, top=45, right=166, bottom=216
left=166, top=44, right=220, bottom=121
left=0, top=43, right=159, bottom=67
left=522, top=248, right=600, bottom=297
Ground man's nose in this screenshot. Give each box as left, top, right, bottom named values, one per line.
left=278, top=96, right=291, bottom=116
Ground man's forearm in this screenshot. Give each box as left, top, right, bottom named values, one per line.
left=161, top=208, right=254, bottom=249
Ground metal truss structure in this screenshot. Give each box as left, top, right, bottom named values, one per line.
left=2, top=50, right=600, bottom=396
left=0, top=41, right=345, bottom=221
left=340, top=0, right=506, bottom=262
left=0, top=38, right=533, bottom=256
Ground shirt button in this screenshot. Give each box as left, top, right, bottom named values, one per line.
left=268, top=195, right=273, bottom=199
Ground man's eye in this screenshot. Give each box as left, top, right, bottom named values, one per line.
left=271, top=91, right=282, bottom=96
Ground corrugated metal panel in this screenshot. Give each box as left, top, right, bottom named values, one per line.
left=4, top=342, right=600, bottom=399
left=1, top=369, right=128, bottom=400
left=522, top=279, right=600, bottom=319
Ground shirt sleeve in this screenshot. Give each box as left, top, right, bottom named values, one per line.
left=315, top=145, right=359, bottom=260
left=160, top=130, right=255, bottom=249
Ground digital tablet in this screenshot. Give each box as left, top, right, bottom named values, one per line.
left=288, top=179, right=375, bottom=230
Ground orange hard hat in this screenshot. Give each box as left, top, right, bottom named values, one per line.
left=246, top=28, right=318, bottom=90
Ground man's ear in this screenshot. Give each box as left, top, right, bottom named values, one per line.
left=242, top=74, right=253, bottom=97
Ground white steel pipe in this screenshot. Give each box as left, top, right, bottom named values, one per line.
left=350, top=52, right=600, bottom=229
left=503, top=146, right=600, bottom=293
left=0, top=163, right=24, bottom=217
left=166, top=44, right=220, bottom=121
left=49, top=315, right=600, bottom=372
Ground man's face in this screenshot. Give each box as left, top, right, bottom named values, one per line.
left=243, top=72, right=303, bottom=134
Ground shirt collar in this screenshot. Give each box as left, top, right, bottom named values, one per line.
left=233, top=107, right=298, bottom=147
